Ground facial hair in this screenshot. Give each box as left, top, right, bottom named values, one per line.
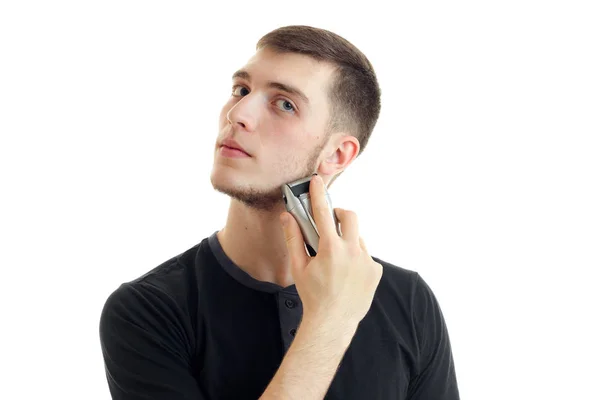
left=211, top=137, right=327, bottom=212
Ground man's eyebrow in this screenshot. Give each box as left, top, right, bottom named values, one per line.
left=232, top=69, right=310, bottom=104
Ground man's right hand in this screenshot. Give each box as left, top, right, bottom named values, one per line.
left=280, top=174, right=383, bottom=331
left=259, top=174, right=383, bottom=400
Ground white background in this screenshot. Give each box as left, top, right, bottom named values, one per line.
left=1, top=1, right=599, bottom=399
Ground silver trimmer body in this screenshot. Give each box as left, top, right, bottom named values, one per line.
left=281, top=174, right=342, bottom=257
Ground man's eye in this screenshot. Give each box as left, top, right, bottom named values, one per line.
left=275, top=99, right=296, bottom=113
left=232, top=85, right=249, bottom=96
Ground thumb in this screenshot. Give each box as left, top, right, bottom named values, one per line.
left=280, top=212, right=310, bottom=273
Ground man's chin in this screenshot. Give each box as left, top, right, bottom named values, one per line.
left=210, top=178, right=284, bottom=212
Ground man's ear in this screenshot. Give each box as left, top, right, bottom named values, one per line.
left=319, top=134, right=360, bottom=176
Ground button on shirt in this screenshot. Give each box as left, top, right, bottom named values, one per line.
left=99, top=231, right=460, bottom=399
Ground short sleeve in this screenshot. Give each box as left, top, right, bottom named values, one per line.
left=99, top=282, right=206, bottom=400
left=407, top=273, right=460, bottom=399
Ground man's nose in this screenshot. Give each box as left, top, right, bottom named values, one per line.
left=226, top=94, right=262, bottom=131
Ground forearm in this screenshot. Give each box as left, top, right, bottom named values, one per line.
left=259, top=315, right=358, bottom=400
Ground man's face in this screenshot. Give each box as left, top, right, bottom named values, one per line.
left=210, top=47, right=337, bottom=212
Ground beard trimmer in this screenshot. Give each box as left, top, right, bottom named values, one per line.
left=281, top=174, right=342, bottom=257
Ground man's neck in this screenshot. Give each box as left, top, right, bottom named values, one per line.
left=216, top=198, right=295, bottom=289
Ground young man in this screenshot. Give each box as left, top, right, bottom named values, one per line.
left=100, top=25, right=460, bottom=399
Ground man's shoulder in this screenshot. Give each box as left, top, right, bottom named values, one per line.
left=102, top=237, right=214, bottom=315
left=373, top=255, right=420, bottom=295
left=132, top=240, right=204, bottom=286
left=369, top=255, right=443, bottom=317
left=370, top=255, right=447, bottom=321
left=98, top=239, right=216, bottom=372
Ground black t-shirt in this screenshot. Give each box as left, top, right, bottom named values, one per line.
left=99, top=231, right=460, bottom=399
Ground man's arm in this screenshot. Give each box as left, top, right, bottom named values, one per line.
left=407, top=273, right=460, bottom=399
left=99, top=282, right=206, bottom=400
left=267, top=175, right=384, bottom=400
left=259, top=313, right=358, bottom=400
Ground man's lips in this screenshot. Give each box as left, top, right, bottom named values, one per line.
left=220, top=138, right=250, bottom=156
left=219, top=145, right=251, bottom=157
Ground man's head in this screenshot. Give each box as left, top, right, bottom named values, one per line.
left=210, top=25, right=381, bottom=211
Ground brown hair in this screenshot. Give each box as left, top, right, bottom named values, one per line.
left=256, top=25, right=381, bottom=186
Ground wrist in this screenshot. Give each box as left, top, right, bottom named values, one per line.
left=298, top=313, right=359, bottom=346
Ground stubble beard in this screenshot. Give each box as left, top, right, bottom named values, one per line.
left=211, top=140, right=326, bottom=212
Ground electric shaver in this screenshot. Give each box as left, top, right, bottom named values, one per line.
left=281, top=174, right=342, bottom=256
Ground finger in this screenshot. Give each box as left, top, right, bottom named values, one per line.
left=334, top=208, right=359, bottom=242
left=280, top=212, right=310, bottom=272
left=309, top=175, right=337, bottom=241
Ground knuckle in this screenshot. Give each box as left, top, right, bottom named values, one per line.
left=319, top=238, right=336, bottom=253
left=284, top=233, right=297, bottom=245
left=317, top=203, right=330, bottom=216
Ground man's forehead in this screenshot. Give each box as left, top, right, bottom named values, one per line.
left=239, top=48, right=335, bottom=93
